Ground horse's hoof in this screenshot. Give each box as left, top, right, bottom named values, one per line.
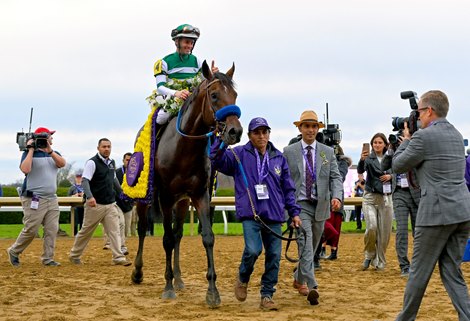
left=174, top=278, right=185, bottom=291
left=206, top=291, right=221, bottom=308
left=162, top=290, right=177, bottom=300
left=131, top=270, right=143, bottom=284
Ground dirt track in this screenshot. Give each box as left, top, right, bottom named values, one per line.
left=0, top=233, right=468, bottom=321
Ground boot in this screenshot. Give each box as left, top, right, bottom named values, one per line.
left=326, top=249, right=338, bottom=260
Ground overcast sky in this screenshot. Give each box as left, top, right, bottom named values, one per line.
left=1, top=0, right=469, bottom=184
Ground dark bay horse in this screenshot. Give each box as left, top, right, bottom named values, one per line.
left=131, top=61, right=243, bottom=308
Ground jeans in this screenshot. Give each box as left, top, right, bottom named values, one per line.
left=239, top=220, right=282, bottom=298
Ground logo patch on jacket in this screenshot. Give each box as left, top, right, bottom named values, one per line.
left=274, top=166, right=281, bottom=176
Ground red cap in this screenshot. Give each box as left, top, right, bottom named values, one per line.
left=34, top=127, right=56, bottom=135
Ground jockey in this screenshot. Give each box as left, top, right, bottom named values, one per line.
left=153, top=23, right=219, bottom=125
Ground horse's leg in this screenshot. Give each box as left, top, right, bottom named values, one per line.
left=193, top=193, right=220, bottom=308
left=131, top=201, right=148, bottom=284
left=172, top=200, right=189, bottom=290
left=161, top=199, right=177, bottom=299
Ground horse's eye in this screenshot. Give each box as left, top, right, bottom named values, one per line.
left=210, top=93, right=218, bottom=101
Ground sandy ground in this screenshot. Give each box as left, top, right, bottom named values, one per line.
left=0, top=233, right=468, bottom=321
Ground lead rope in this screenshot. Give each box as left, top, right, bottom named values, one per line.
left=229, top=147, right=306, bottom=263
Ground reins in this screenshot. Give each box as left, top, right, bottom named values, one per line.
left=229, top=148, right=306, bottom=263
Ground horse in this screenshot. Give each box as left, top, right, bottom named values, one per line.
left=131, top=61, right=243, bottom=308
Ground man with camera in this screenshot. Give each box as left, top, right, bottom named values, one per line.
left=392, top=90, right=470, bottom=320
left=7, top=127, right=66, bottom=267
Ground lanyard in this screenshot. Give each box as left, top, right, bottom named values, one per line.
left=255, top=149, right=269, bottom=184
left=302, top=147, right=317, bottom=182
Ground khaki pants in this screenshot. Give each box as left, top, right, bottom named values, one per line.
left=103, top=206, right=127, bottom=250
left=70, top=202, right=125, bottom=263
left=9, top=197, right=60, bottom=264
left=362, top=191, right=393, bottom=269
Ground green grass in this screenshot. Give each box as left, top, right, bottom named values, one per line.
left=0, top=221, right=372, bottom=239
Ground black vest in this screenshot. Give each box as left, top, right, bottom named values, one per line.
left=89, top=154, right=116, bottom=205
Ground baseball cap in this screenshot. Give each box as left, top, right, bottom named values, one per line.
left=248, top=117, right=271, bottom=132
left=34, top=127, right=56, bottom=135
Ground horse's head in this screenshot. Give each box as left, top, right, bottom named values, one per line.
left=200, top=61, right=243, bottom=145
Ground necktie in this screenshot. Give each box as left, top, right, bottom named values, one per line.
left=306, top=146, right=313, bottom=200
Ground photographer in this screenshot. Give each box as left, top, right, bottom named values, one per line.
left=382, top=144, right=420, bottom=277
left=393, top=90, right=470, bottom=320
left=7, top=127, right=66, bottom=267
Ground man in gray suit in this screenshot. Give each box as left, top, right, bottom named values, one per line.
left=284, top=110, right=343, bottom=306
left=393, top=90, right=470, bottom=321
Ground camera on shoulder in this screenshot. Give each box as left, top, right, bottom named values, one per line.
left=389, top=91, right=420, bottom=148
left=15, top=107, right=49, bottom=151
left=16, top=132, right=49, bottom=151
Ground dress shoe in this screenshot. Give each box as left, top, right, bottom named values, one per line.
left=293, top=279, right=309, bottom=296
left=307, top=288, right=320, bottom=305
left=362, top=259, right=371, bottom=270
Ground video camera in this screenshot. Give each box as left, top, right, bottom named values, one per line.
left=16, top=108, right=48, bottom=151
left=388, top=91, right=420, bottom=147
left=316, top=103, right=342, bottom=149
left=316, top=123, right=341, bottom=147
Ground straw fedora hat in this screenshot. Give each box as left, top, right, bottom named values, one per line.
left=293, top=110, right=325, bottom=128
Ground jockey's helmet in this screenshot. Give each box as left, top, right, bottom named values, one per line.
left=171, top=24, right=200, bottom=40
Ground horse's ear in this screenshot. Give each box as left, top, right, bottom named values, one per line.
left=202, top=60, right=213, bottom=80
left=226, top=63, right=235, bottom=79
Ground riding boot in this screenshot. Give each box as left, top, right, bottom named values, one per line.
left=326, top=249, right=338, bottom=260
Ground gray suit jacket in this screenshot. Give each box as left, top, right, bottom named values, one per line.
left=392, top=118, right=470, bottom=226
left=283, top=141, right=343, bottom=221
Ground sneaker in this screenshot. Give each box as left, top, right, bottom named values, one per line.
left=103, top=244, right=110, bottom=250
left=7, top=248, right=20, bottom=267
left=234, top=279, right=248, bottom=302
left=121, top=248, right=129, bottom=256
left=307, top=288, right=320, bottom=305
left=293, top=279, right=309, bottom=296
left=401, top=267, right=410, bottom=277
left=43, top=260, right=61, bottom=266
left=319, top=247, right=327, bottom=259
left=362, top=259, right=371, bottom=271
left=57, top=228, right=68, bottom=237
left=113, top=259, right=132, bottom=266
left=260, top=296, right=278, bottom=311
left=69, top=257, right=82, bottom=265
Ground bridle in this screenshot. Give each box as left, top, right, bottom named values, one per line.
left=175, top=78, right=241, bottom=140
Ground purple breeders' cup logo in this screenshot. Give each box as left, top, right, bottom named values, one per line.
left=126, top=152, right=144, bottom=187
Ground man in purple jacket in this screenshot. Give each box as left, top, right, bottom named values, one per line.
left=211, top=117, right=301, bottom=311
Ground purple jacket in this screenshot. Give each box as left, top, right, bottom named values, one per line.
left=210, top=138, right=300, bottom=223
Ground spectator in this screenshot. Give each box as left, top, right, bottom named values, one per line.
left=393, top=90, right=470, bottom=320
left=352, top=174, right=365, bottom=229
left=357, top=133, right=395, bottom=271
left=67, top=172, right=85, bottom=236
left=69, top=138, right=131, bottom=266
left=210, top=117, right=301, bottom=310
left=7, top=127, right=66, bottom=267
left=116, top=152, right=134, bottom=237
left=284, top=110, right=343, bottom=305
